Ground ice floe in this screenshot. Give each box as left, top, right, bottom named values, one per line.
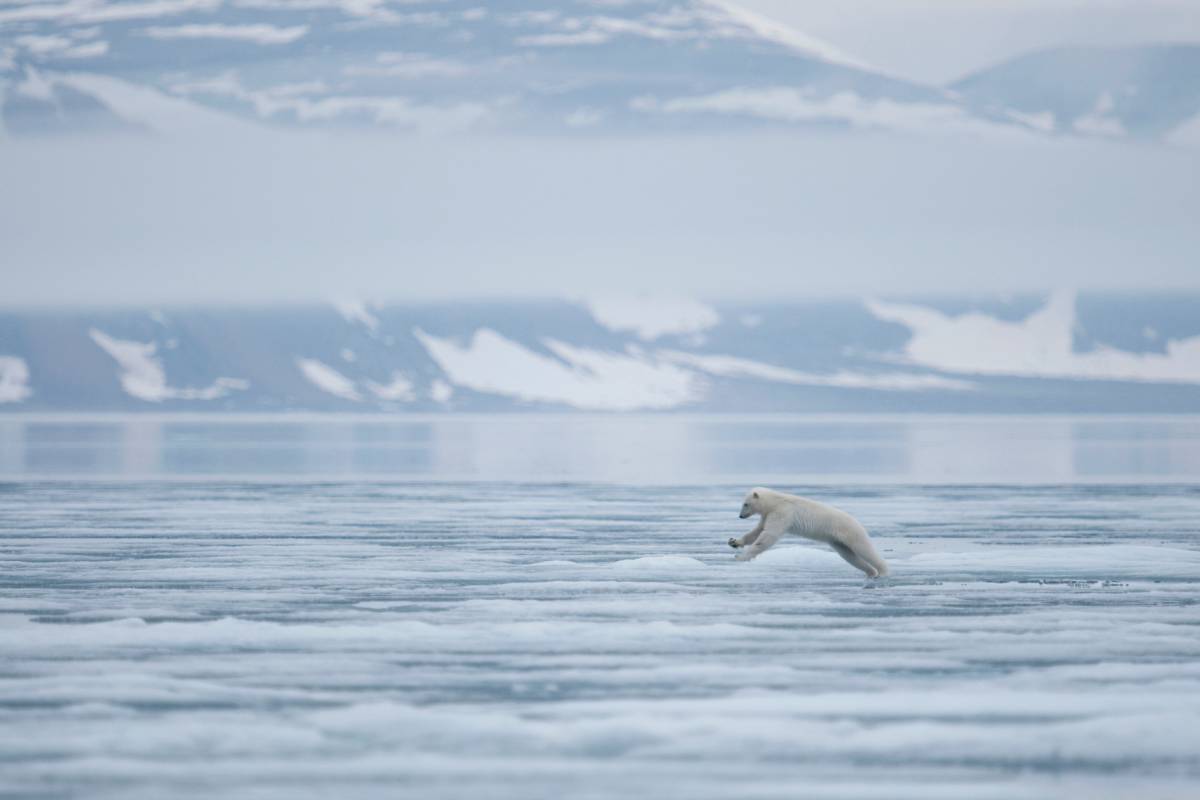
left=1, top=481, right=1198, bottom=796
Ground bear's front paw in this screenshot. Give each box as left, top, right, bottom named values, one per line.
left=728, top=537, right=741, bottom=549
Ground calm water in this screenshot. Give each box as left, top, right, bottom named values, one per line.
left=1, top=416, right=1199, bottom=799
left=4, top=414, right=1200, bottom=483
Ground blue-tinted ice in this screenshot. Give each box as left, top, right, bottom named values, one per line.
left=1, top=418, right=1198, bottom=799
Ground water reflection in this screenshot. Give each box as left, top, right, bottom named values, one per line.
left=1, top=416, right=1198, bottom=483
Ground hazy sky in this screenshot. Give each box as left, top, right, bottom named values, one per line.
left=4, top=133, right=1198, bottom=306
left=738, top=0, right=1200, bottom=82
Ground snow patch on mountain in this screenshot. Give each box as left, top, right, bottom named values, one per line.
left=507, top=0, right=862, bottom=68
left=0, top=0, right=218, bottom=25
left=344, top=53, right=472, bottom=80
left=0, top=357, right=32, bottom=403
left=13, top=67, right=54, bottom=101
left=51, top=70, right=258, bottom=136
left=1072, top=92, right=1125, bottom=138
left=89, top=329, right=248, bottom=401
left=659, top=351, right=974, bottom=392
left=295, top=358, right=361, bottom=401
left=1006, top=109, right=1056, bottom=134
left=143, top=24, right=309, bottom=45
left=1166, top=112, right=1200, bottom=147
left=12, top=33, right=108, bottom=59
left=584, top=295, right=720, bottom=341
left=866, top=291, right=1200, bottom=384
left=701, top=1, right=865, bottom=70
left=635, top=87, right=1023, bottom=137
left=168, top=70, right=490, bottom=131
left=366, top=372, right=416, bottom=402
left=415, top=328, right=701, bottom=411
left=331, top=300, right=379, bottom=333
left=430, top=379, right=453, bottom=404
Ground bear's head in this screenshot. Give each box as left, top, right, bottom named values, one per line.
left=739, top=488, right=768, bottom=519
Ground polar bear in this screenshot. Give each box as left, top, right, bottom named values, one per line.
left=728, top=487, right=889, bottom=577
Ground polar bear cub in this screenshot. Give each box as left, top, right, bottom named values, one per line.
left=728, top=487, right=889, bottom=577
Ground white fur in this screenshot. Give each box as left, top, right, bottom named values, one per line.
left=729, top=487, right=889, bottom=577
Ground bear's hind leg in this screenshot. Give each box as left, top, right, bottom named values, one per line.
left=831, top=542, right=879, bottom=578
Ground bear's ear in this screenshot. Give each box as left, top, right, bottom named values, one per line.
left=752, top=491, right=759, bottom=499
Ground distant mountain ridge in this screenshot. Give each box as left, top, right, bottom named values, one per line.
left=3, top=0, right=1199, bottom=145
left=951, top=43, right=1200, bottom=145
left=6, top=0, right=1195, bottom=143
left=0, top=0, right=986, bottom=137
left=2, top=293, right=1199, bottom=412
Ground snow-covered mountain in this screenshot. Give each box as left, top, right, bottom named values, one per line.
left=2, top=292, right=1199, bottom=412
left=0, top=0, right=1021, bottom=137
left=4, top=2, right=1199, bottom=144
left=951, top=44, right=1200, bottom=145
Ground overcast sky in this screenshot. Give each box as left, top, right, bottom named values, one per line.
left=737, top=0, right=1200, bottom=83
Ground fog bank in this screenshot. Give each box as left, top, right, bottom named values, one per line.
left=3, top=132, right=1197, bottom=306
